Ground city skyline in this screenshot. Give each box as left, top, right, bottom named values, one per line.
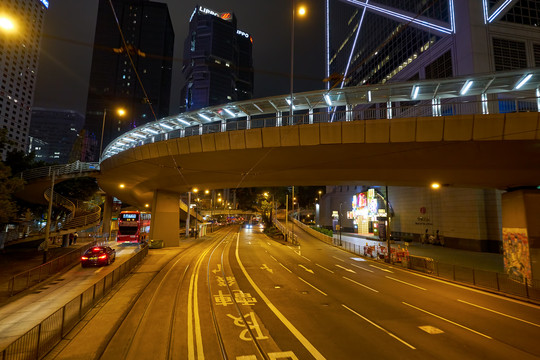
left=33, top=0, right=325, bottom=116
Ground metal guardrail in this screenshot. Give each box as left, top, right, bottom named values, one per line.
left=1, top=244, right=149, bottom=360
left=272, top=217, right=298, bottom=245
left=335, top=237, right=540, bottom=302
left=8, top=241, right=98, bottom=296
left=20, top=161, right=100, bottom=181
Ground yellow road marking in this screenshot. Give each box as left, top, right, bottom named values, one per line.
left=279, top=263, right=293, bottom=273
left=342, top=304, right=416, bottom=349
left=316, top=263, right=334, bottom=273
left=403, top=302, right=492, bottom=339
left=369, top=265, right=393, bottom=273
left=458, top=299, right=540, bottom=328
left=343, top=276, right=379, bottom=293
left=236, top=233, right=327, bottom=360
left=298, top=277, right=328, bottom=296
left=385, top=276, right=426, bottom=290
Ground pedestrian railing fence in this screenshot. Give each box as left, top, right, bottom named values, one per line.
left=8, top=241, right=98, bottom=297
left=334, top=237, right=540, bottom=302
left=0, top=244, right=148, bottom=360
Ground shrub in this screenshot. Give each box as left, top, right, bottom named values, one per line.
left=310, top=226, right=333, bottom=237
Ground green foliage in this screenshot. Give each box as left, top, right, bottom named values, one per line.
left=4, top=150, right=49, bottom=175
left=55, top=177, right=100, bottom=201
left=0, top=162, right=24, bottom=223
left=310, top=226, right=333, bottom=237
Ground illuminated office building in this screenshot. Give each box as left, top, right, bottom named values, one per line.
left=181, top=6, right=254, bottom=112
left=84, top=0, right=174, bottom=161
left=0, top=0, right=49, bottom=161
left=326, top=1, right=540, bottom=88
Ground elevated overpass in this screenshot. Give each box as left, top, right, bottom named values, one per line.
left=96, top=69, right=540, bottom=248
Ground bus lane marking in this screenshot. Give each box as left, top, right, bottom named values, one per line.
left=342, top=304, right=416, bottom=349
left=298, top=277, right=327, bottom=296
left=316, top=264, right=334, bottom=274
left=385, top=276, right=426, bottom=290
left=236, top=233, right=327, bottom=360
left=403, top=302, right=492, bottom=339
left=227, top=312, right=269, bottom=341
left=343, top=276, right=379, bottom=293
left=335, top=264, right=356, bottom=273
left=350, top=263, right=374, bottom=273
left=457, top=299, right=540, bottom=328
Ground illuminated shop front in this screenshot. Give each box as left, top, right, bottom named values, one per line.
left=350, top=189, right=388, bottom=238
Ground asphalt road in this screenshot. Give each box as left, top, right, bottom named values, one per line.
left=44, top=226, right=540, bottom=360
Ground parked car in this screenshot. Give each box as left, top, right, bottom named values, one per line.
left=81, top=246, right=116, bottom=267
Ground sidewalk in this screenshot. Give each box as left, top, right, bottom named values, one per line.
left=337, top=232, right=504, bottom=273
left=0, top=236, right=96, bottom=306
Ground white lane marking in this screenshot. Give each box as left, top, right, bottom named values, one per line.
left=236, top=233, right=327, bottom=360
left=267, top=242, right=272, bottom=246
left=298, top=265, right=314, bottom=274
left=335, top=264, right=356, bottom=273
left=332, top=256, right=345, bottom=262
left=279, top=263, right=293, bottom=274
left=403, top=302, right=492, bottom=339
left=94, top=267, right=104, bottom=273
left=343, top=276, right=379, bottom=293
left=301, top=255, right=312, bottom=262
left=316, top=264, right=334, bottom=274
left=369, top=265, right=393, bottom=273
left=458, top=299, right=540, bottom=328
left=350, top=263, right=374, bottom=273
left=385, top=276, right=426, bottom=291
left=342, top=304, right=416, bottom=349
left=298, top=277, right=328, bottom=296
left=270, top=255, right=278, bottom=262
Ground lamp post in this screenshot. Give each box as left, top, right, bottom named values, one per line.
left=100, top=107, right=126, bottom=159
left=290, top=2, right=307, bottom=125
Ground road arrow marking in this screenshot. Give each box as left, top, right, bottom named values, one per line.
left=369, top=264, right=393, bottom=273
left=335, top=264, right=356, bottom=273
left=261, top=264, right=273, bottom=273
left=299, top=265, right=314, bottom=274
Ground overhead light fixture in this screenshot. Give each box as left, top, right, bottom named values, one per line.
left=460, top=80, right=473, bottom=95
left=324, top=94, right=332, bottom=106
left=123, top=137, right=136, bottom=142
left=253, top=103, right=264, bottom=112
left=367, top=90, right=372, bottom=102
left=285, top=98, right=296, bottom=109
left=160, top=123, right=174, bottom=130
left=177, top=118, right=190, bottom=126
left=224, top=108, right=235, bottom=117
left=514, top=73, right=532, bottom=90
left=132, top=132, right=146, bottom=139
left=411, top=85, right=420, bottom=100
left=144, top=128, right=159, bottom=135
left=431, top=182, right=441, bottom=189
left=199, top=113, right=211, bottom=121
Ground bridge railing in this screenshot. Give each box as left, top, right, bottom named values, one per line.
left=20, top=161, right=100, bottom=181
left=103, top=93, right=539, bottom=160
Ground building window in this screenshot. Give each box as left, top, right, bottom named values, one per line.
left=425, top=50, right=453, bottom=79
left=534, top=43, right=540, bottom=67
left=498, top=0, right=540, bottom=27
left=493, top=38, right=527, bottom=70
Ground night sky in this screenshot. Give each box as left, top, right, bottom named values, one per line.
left=33, top=0, right=326, bottom=116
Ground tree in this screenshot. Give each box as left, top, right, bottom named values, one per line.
left=0, top=162, right=24, bottom=224
left=55, top=177, right=100, bottom=201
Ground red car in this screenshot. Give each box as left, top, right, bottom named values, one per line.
left=81, top=246, right=116, bottom=267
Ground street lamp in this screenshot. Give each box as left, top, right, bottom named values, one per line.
left=0, top=16, right=16, bottom=32
left=100, top=107, right=126, bottom=159
left=290, top=2, right=307, bottom=125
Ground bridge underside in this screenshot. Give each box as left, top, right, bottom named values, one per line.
left=98, top=132, right=540, bottom=209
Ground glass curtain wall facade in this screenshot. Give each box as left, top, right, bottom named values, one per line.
left=0, top=0, right=48, bottom=161
left=181, top=6, right=253, bottom=112
left=84, top=0, right=174, bottom=161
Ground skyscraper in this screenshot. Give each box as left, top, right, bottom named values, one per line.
left=0, top=0, right=49, bottom=161
left=326, top=1, right=540, bottom=88
left=28, top=108, right=84, bottom=164
left=84, top=0, right=174, bottom=161
left=181, top=6, right=254, bottom=112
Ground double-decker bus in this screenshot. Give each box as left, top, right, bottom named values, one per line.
left=117, top=211, right=151, bottom=244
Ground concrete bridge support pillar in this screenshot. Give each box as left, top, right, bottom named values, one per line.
left=150, top=190, right=180, bottom=247
left=346, top=105, right=353, bottom=121
left=102, top=195, right=113, bottom=241
left=246, top=115, right=251, bottom=130
left=309, top=108, right=314, bottom=124
left=276, top=111, right=283, bottom=127
left=502, top=189, right=540, bottom=283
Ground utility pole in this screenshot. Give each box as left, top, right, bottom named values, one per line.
left=42, top=170, right=56, bottom=264
left=339, top=202, right=342, bottom=246
left=385, top=186, right=391, bottom=263
left=185, top=191, right=191, bottom=238
left=285, top=194, right=289, bottom=242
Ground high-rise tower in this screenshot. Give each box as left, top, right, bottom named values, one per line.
left=0, top=0, right=49, bottom=161
left=181, top=6, right=254, bottom=112
left=84, top=0, right=174, bottom=161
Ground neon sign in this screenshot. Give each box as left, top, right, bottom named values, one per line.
left=237, top=29, right=250, bottom=38
left=40, top=0, right=49, bottom=8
